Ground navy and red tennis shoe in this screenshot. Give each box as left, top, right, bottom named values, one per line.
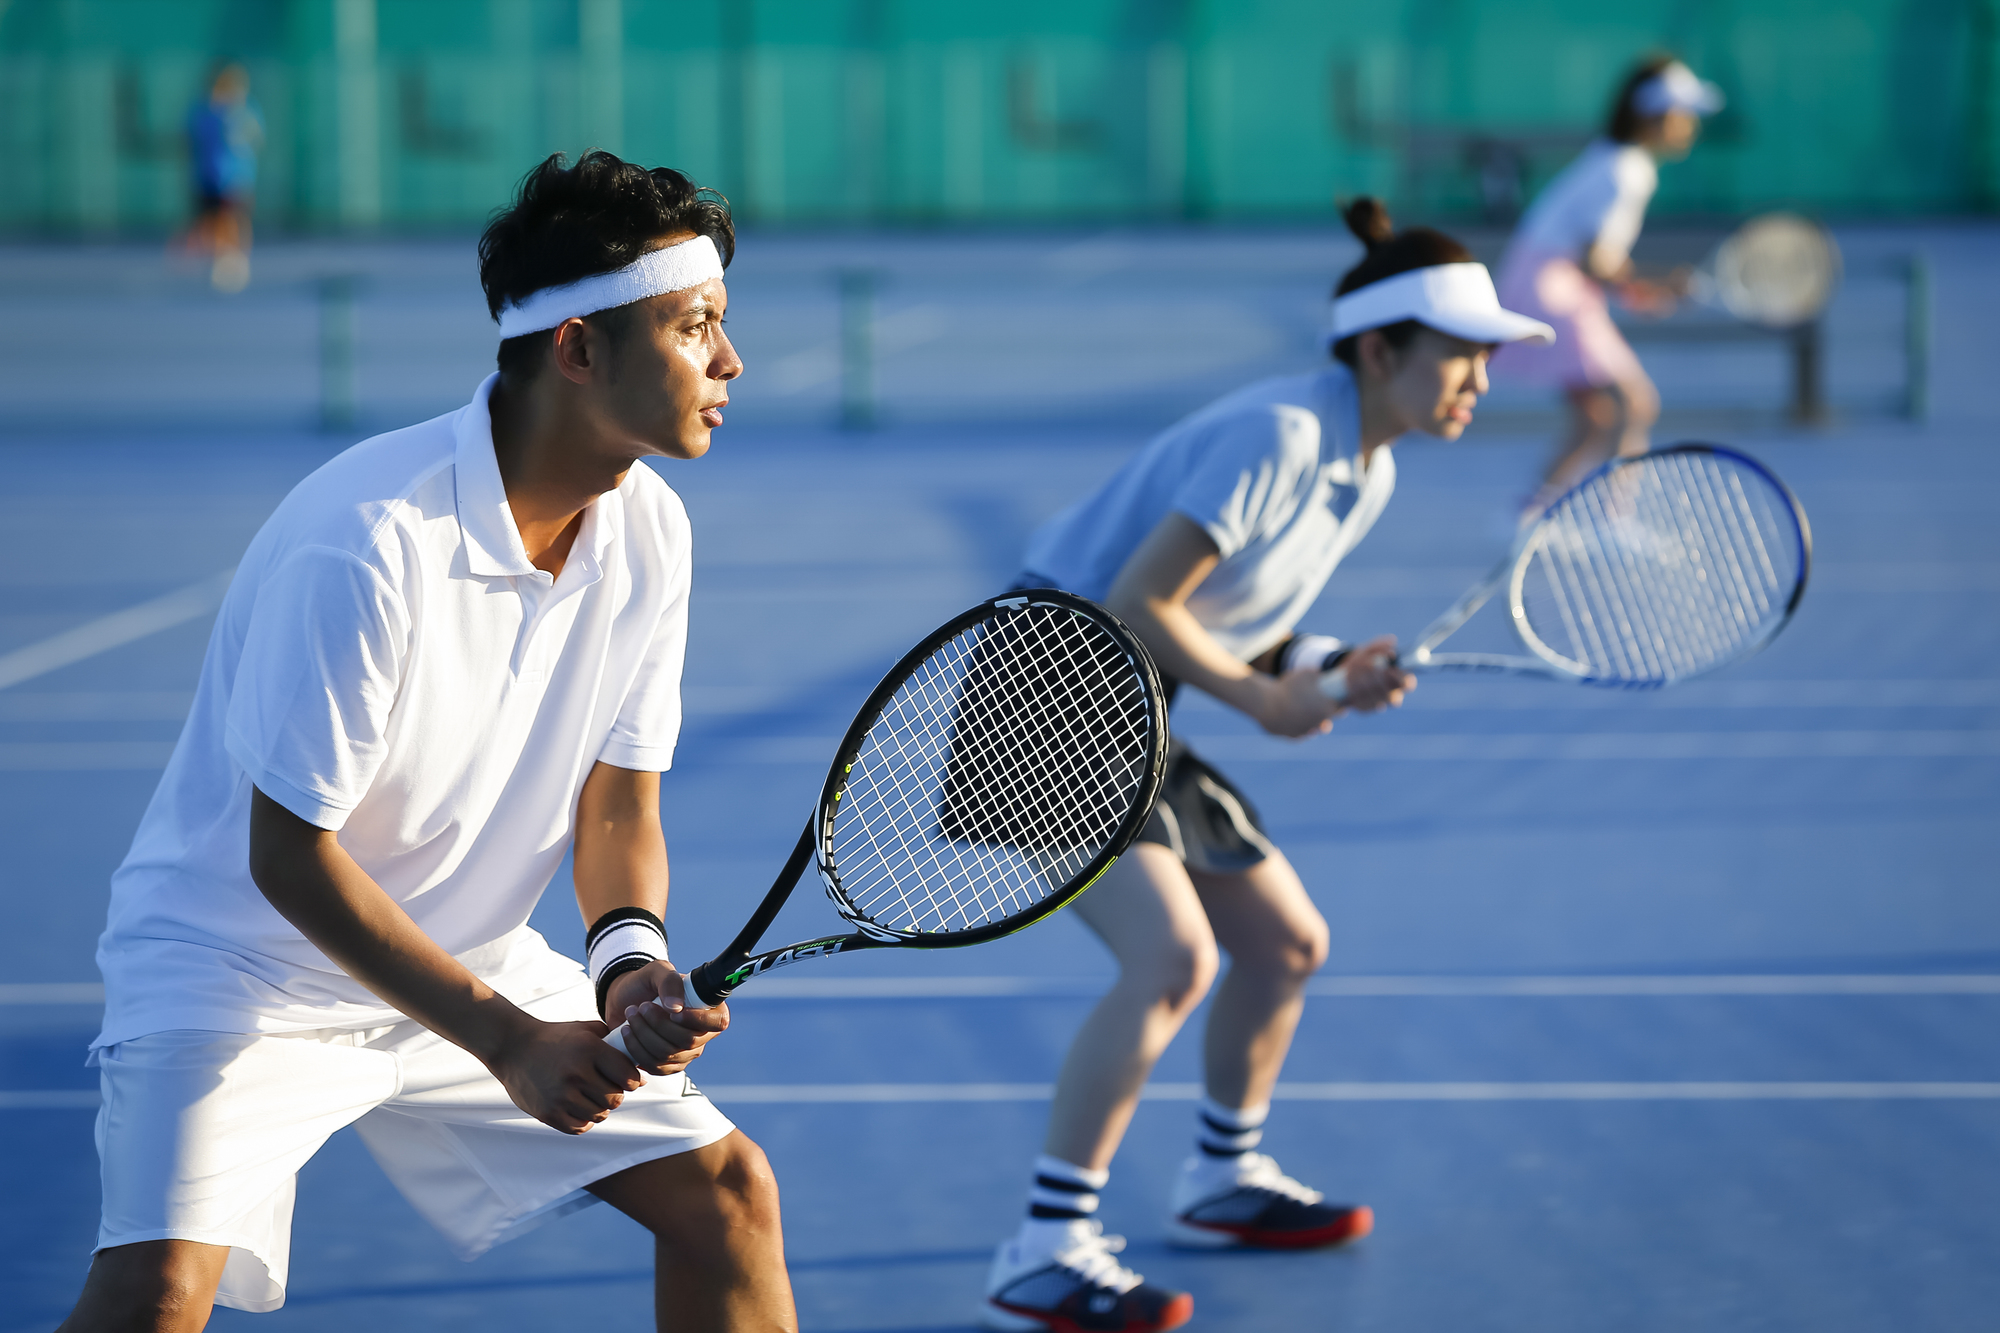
left=1166, top=1151, right=1375, bottom=1251
left=982, top=1220, right=1192, bottom=1332
left=982, top=1158, right=1370, bottom=1331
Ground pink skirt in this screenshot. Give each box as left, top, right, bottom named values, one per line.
left=1491, top=250, right=1645, bottom=390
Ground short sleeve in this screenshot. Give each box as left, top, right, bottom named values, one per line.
left=1591, top=152, right=1658, bottom=271
left=598, top=534, right=691, bottom=773
left=224, top=546, right=409, bottom=831
left=1170, top=406, right=1321, bottom=560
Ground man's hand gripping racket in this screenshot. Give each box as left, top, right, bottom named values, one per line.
left=606, top=589, right=1171, bottom=1059
left=1319, top=444, right=1811, bottom=699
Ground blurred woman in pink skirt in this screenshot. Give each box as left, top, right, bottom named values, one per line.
left=1494, top=56, right=1724, bottom=511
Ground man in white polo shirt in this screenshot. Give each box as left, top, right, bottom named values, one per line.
left=60, top=152, right=795, bottom=1331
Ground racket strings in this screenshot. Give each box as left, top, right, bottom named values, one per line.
left=851, top=614, right=1144, bottom=931
left=826, top=604, right=1154, bottom=936
left=1518, top=451, right=1802, bottom=683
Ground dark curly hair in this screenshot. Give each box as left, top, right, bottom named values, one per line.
left=1329, top=197, right=1475, bottom=368
left=479, top=152, right=735, bottom=383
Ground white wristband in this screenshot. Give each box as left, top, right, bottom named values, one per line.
left=1281, top=634, right=1347, bottom=674
left=586, top=909, right=668, bottom=1018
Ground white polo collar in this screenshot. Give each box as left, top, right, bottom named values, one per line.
left=454, top=373, right=622, bottom=582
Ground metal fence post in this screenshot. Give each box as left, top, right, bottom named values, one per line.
left=1788, top=319, right=1827, bottom=425
left=319, top=275, right=357, bottom=431
left=839, top=268, right=876, bottom=430
left=1905, top=251, right=1931, bottom=422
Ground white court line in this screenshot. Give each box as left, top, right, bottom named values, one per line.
left=0, top=1091, right=99, bottom=1110
left=0, top=984, right=105, bottom=1004
left=1189, top=731, right=2000, bottom=761
left=699, top=1081, right=2000, bottom=1104
left=11, top=1082, right=2000, bottom=1110
left=9, top=731, right=1995, bottom=772
left=725, top=974, right=2000, bottom=1000
left=0, top=742, right=178, bottom=771
left=0, top=692, right=195, bottom=722
left=0, top=569, right=234, bottom=691
left=8, top=977, right=2000, bottom=1005
left=638, top=731, right=2000, bottom=768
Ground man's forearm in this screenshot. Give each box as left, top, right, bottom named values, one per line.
left=248, top=789, right=532, bottom=1064
left=573, top=761, right=669, bottom=933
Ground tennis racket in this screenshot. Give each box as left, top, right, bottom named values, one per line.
left=1688, top=212, right=1842, bottom=329
left=1322, top=444, right=1810, bottom=698
left=606, top=588, right=1169, bottom=1054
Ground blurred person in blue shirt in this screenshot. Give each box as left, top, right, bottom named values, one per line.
left=185, top=62, right=264, bottom=292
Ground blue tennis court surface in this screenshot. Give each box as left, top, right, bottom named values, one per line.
left=2, top=224, right=1997, bottom=1330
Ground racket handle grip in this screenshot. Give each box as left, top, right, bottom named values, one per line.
left=687, top=959, right=735, bottom=1009
left=603, top=1024, right=633, bottom=1058
left=1318, top=651, right=1404, bottom=704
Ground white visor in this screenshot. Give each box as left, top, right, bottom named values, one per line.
left=1632, top=62, right=1725, bottom=117
left=1328, top=262, right=1555, bottom=348
left=496, top=234, right=725, bottom=339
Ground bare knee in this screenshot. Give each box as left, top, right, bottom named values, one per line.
left=660, top=1133, right=782, bottom=1248
left=1241, top=911, right=1330, bottom=982
left=1620, top=378, right=1660, bottom=427
left=1571, top=388, right=1620, bottom=433
left=63, top=1242, right=222, bottom=1333
left=1143, top=934, right=1219, bottom=1017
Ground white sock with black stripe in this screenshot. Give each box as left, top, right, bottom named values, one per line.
left=1196, top=1097, right=1268, bottom=1162
left=1017, top=1154, right=1109, bottom=1257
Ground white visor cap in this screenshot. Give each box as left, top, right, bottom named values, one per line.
left=1633, top=62, right=1725, bottom=117
left=1328, top=262, right=1555, bottom=349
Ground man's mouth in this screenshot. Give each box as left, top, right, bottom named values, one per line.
left=699, top=402, right=726, bottom=428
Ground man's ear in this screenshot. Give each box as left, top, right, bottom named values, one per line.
left=551, top=318, right=598, bottom=385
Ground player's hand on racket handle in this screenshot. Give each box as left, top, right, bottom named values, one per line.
left=1255, top=664, right=1347, bottom=738
left=486, top=1015, right=650, bottom=1136
left=1334, top=635, right=1416, bottom=713
left=603, top=961, right=730, bottom=1078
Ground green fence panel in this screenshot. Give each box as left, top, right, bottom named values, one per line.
left=2, top=0, right=1995, bottom=231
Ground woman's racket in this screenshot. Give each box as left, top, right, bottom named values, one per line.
left=1688, top=212, right=1842, bottom=329
left=607, top=589, right=1169, bottom=1052
left=1323, top=444, right=1810, bottom=695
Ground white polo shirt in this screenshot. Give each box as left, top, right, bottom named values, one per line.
left=95, top=374, right=693, bottom=1047
left=1022, top=366, right=1395, bottom=663
left=1506, top=138, right=1658, bottom=272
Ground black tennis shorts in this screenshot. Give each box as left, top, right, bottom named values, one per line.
left=1136, top=734, right=1275, bottom=874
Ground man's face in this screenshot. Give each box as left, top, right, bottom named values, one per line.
left=1383, top=328, right=1493, bottom=441
left=582, top=236, right=742, bottom=462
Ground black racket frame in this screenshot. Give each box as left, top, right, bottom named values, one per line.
left=685, top=589, right=1169, bottom=1006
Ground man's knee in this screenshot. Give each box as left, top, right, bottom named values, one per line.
left=63, top=1241, right=224, bottom=1333
left=649, top=1133, right=782, bottom=1245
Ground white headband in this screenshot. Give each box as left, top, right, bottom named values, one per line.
left=496, top=234, right=724, bottom=339
left=1329, top=262, right=1554, bottom=347
left=1632, top=62, right=1725, bottom=117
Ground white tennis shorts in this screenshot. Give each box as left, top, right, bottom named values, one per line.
left=90, top=976, right=735, bottom=1313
